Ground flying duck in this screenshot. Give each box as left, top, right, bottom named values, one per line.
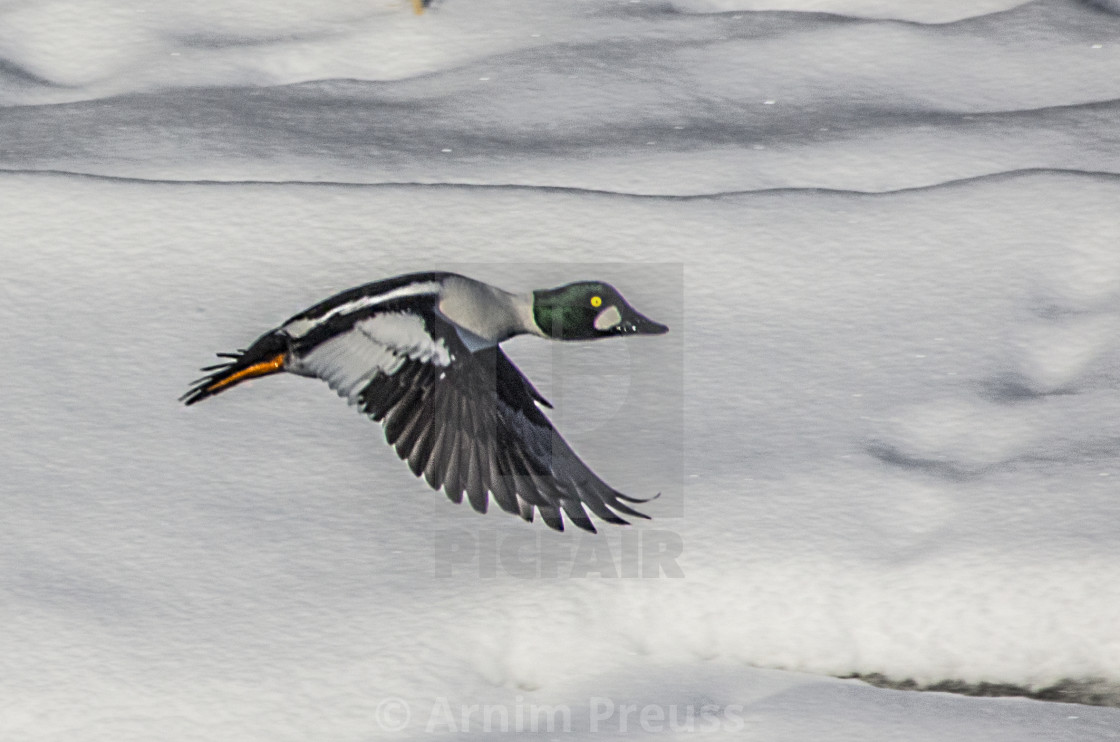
left=182, top=272, right=669, bottom=533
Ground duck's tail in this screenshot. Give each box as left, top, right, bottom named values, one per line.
left=181, top=331, right=289, bottom=406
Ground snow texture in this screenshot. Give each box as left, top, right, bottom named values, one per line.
left=2, top=0, right=1120, bottom=740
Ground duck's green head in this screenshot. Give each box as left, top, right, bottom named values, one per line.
left=532, top=281, right=669, bottom=340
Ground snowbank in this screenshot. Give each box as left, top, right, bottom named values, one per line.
left=2, top=171, right=1119, bottom=740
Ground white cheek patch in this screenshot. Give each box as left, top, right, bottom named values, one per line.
left=593, top=305, right=622, bottom=331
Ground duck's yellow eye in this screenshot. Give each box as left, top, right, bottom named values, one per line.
left=590, top=296, right=602, bottom=308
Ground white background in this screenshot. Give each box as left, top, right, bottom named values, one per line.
left=2, top=0, right=1119, bottom=739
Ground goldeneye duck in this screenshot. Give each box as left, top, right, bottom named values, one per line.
left=182, top=272, right=668, bottom=533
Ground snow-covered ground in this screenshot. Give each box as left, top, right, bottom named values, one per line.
left=3, top=1, right=1120, bottom=740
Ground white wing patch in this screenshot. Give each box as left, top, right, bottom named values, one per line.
left=298, top=312, right=452, bottom=404
left=283, top=281, right=442, bottom=339
left=359, top=313, right=452, bottom=366
left=302, top=331, right=405, bottom=403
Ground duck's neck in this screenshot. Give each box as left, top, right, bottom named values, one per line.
left=438, top=275, right=546, bottom=345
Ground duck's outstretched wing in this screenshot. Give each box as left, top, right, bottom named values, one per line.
left=295, top=312, right=652, bottom=533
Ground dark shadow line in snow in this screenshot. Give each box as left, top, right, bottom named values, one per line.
left=961, top=94, right=1120, bottom=120
left=848, top=673, right=1120, bottom=708
left=627, top=0, right=1037, bottom=28
left=193, top=78, right=1120, bottom=120
left=0, top=58, right=65, bottom=89
left=8, top=70, right=1120, bottom=122
left=864, top=442, right=989, bottom=482
left=172, top=23, right=354, bottom=51
left=0, top=167, right=1118, bottom=200
left=343, top=77, right=1120, bottom=112
left=868, top=433, right=1120, bottom=478
left=976, top=373, right=1082, bottom=403
left=1081, top=0, right=1120, bottom=16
